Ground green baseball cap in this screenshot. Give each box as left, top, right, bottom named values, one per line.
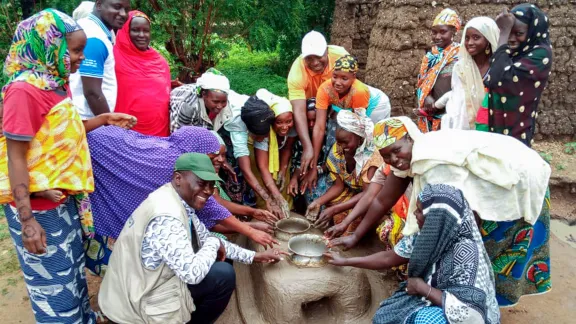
left=174, top=153, right=223, bottom=182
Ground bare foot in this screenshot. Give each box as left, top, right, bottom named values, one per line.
left=35, top=190, right=64, bottom=202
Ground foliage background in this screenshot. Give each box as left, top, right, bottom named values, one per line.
left=0, top=0, right=335, bottom=95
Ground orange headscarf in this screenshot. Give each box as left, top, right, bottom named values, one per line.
left=373, top=118, right=409, bottom=149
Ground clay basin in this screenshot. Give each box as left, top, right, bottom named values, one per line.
left=287, top=234, right=328, bottom=267
left=275, top=218, right=311, bottom=241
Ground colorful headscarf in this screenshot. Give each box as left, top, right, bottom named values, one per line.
left=197, top=68, right=230, bottom=94
left=336, top=109, right=374, bottom=177
left=373, top=118, right=409, bottom=149
left=373, top=117, right=422, bottom=178
left=433, top=8, right=461, bottom=32
left=416, top=8, right=461, bottom=130
left=334, top=55, right=359, bottom=73
left=2, top=9, right=82, bottom=98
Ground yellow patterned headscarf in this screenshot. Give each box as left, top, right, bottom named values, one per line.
left=373, top=118, right=409, bottom=149
left=433, top=8, right=461, bottom=32
left=334, top=55, right=359, bottom=73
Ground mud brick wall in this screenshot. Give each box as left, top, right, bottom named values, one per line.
left=331, top=0, right=576, bottom=139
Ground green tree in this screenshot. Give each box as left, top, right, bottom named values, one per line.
left=1, top=0, right=334, bottom=84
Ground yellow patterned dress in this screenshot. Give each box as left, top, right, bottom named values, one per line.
left=326, top=144, right=382, bottom=236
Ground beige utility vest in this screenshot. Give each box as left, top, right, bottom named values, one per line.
left=99, top=183, right=195, bottom=323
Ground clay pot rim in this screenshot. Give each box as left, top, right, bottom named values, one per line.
left=274, top=217, right=311, bottom=234
left=287, top=234, right=328, bottom=258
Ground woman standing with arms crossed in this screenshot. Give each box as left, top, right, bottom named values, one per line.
left=0, top=10, right=134, bottom=322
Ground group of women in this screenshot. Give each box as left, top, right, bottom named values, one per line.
left=321, top=4, right=553, bottom=324
left=0, top=2, right=554, bottom=324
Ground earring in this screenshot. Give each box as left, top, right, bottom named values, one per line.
left=485, top=47, right=491, bottom=55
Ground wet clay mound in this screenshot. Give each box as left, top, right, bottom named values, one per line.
left=216, top=223, right=398, bottom=324
left=331, top=0, right=576, bottom=138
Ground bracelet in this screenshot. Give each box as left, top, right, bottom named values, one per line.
left=317, top=165, right=323, bottom=175
left=425, top=286, right=432, bottom=299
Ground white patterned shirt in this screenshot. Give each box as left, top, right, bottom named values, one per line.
left=141, top=200, right=255, bottom=285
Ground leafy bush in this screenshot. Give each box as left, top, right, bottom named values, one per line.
left=216, top=43, right=287, bottom=96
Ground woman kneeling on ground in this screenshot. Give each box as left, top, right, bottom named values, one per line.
left=305, top=110, right=382, bottom=236
left=329, top=116, right=552, bottom=307
left=325, top=184, right=500, bottom=324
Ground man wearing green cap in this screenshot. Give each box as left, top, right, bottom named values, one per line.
left=99, top=153, right=288, bottom=324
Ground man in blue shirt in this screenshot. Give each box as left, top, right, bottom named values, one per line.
left=70, top=0, right=131, bottom=119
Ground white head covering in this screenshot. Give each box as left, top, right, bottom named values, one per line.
left=197, top=68, right=230, bottom=94
left=336, top=109, right=375, bottom=177
left=73, top=1, right=95, bottom=20
left=255, top=88, right=292, bottom=117
left=454, top=17, right=500, bottom=128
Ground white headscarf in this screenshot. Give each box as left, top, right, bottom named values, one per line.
left=449, top=17, right=500, bottom=129
left=197, top=68, right=230, bottom=94
left=384, top=118, right=551, bottom=236
left=336, top=109, right=375, bottom=177
left=73, top=1, right=95, bottom=20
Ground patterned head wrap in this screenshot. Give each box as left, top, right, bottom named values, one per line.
left=373, top=118, right=409, bottom=149
left=433, top=8, right=461, bottom=32
left=197, top=68, right=230, bottom=95
left=418, top=184, right=467, bottom=223
left=511, top=4, right=551, bottom=53
left=334, top=54, right=359, bottom=73
left=2, top=9, right=83, bottom=97
left=336, top=109, right=375, bottom=176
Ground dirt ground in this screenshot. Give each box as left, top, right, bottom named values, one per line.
left=1, top=140, right=575, bottom=323
left=0, top=233, right=574, bottom=324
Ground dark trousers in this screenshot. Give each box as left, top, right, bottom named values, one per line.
left=187, top=261, right=236, bottom=324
